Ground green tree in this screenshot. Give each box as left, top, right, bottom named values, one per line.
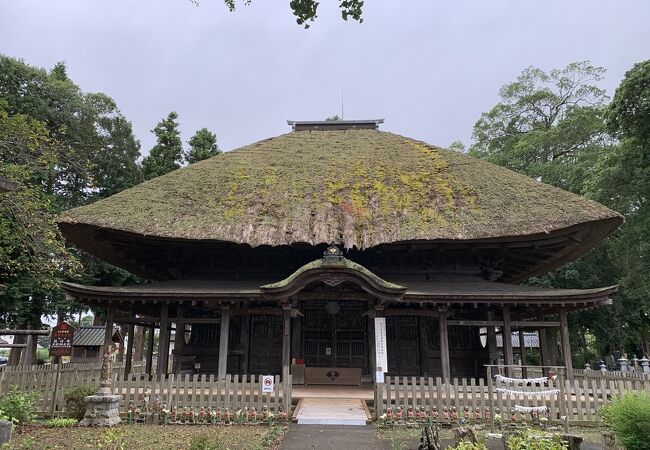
left=325, top=115, right=341, bottom=121
left=468, top=61, right=633, bottom=358
left=448, top=140, right=465, bottom=152
left=142, top=112, right=183, bottom=180
left=222, top=0, right=364, bottom=28
left=469, top=61, right=609, bottom=193
left=0, top=106, right=81, bottom=327
left=0, top=56, right=141, bottom=337
left=0, top=56, right=142, bottom=203
left=608, top=60, right=650, bottom=144
left=185, top=127, right=220, bottom=164
left=596, top=60, right=650, bottom=355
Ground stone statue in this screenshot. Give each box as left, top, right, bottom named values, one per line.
left=98, top=346, right=115, bottom=396
left=78, top=344, right=122, bottom=427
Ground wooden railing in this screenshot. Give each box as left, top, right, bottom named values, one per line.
left=0, top=364, right=291, bottom=418
left=374, top=375, right=650, bottom=424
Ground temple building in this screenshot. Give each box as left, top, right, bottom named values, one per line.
left=58, top=120, right=622, bottom=383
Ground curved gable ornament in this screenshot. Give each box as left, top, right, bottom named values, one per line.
left=260, top=246, right=406, bottom=301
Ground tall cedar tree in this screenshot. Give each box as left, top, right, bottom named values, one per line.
left=142, top=112, right=183, bottom=179
left=185, top=128, right=220, bottom=164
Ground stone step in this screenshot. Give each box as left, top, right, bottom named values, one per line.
left=294, top=397, right=370, bottom=426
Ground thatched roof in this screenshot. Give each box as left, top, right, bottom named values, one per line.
left=58, top=130, right=621, bottom=250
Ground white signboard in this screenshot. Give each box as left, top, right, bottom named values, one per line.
left=375, top=371, right=385, bottom=383
left=261, top=375, right=274, bottom=393
left=374, top=317, right=388, bottom=373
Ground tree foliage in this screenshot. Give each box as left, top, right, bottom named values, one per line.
left=0, top=56, right=141, bottom=329
left=0, top=106, right=80, bottom=326
left=470, top=61, right=610, bottom=192
left=470, top=60, right=650, bottom=358
left=222, top=0, right=364, bottom=28
left=142, top=112, right=183, bottom=180
left=185, top=127, right=220, bottom=164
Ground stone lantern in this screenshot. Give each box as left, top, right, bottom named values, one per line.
left=599, top=360, right=607, bottom=372
left=618, top=356, right=629, bottom=372
left=639, top=357, right=650, bottom=374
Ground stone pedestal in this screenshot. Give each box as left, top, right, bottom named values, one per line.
left=0, top=420, right=12, bottom=445
left=79, top=394, right=122, bottom=427
left=486, top=433, right=504, bottom=450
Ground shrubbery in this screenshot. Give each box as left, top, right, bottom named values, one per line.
left=449, top=442, right=487, bottom=450
left=45, top=417, right=78, bottom=427
left=507, top=430, right=567, bottom=450
left=601, top=391, right=650, bottom=450
left=0, top=385, right=36, bottom=424
left=189, top=433, right=225, bottom=450
left=65, top=385, right=96, bottom=420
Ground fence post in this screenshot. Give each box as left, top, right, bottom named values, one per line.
left=487, top=366, right=494, bottom=432
left=374, top=377, right=384, bottom=419
left=282, top=367, right=290, bottom=412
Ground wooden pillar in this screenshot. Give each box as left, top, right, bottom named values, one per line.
left=537, top=313, right=550, bottom=376
left=218, top=306, right=230, bottom=379
left=117, top=325, right=126, bottom=363
left=439, top=308, right=450, bottom=382
left=290, top=300, right=301, bottom=363
left=173, top=306, right=185, bottom=374
left=518, top=328, right=528, bottom=378
left=23, top=331, right=34, bottom=367
left=8, top=334, right=24, bottom=366
left=281, top=304, right=291, bottom=372
left=241, top=314, right=251, bottom=374
left=367, top=305, right=377, bottom=375
left=487, top=311, right=497, bottom=364
left=559, top=309, right=574, bottom=380
left=157, top=303, right=170, bottom=375
left=133, top=325, right=144, bottom=363
left=103, top=305, right=114, bottom=354
left=502, top=305, right=513, bottom=376
left=125, top=324, right=135, bottom=377
left=145, top=326, right=155, bottom=375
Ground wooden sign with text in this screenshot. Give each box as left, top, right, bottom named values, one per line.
left=50, top=322, right=75, bottom=357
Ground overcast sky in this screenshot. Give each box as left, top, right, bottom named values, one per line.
left=1, top=0, right=649, bottom=155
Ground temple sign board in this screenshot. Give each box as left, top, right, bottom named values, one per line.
left=375, top=317, right=388, bottom=372
left=261, top=375, right=274, bottom=393
left=50, top=322, right=75, bottom=357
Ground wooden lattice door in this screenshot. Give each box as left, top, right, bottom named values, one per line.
left=303, top=301, right=367, bottom=370
left=248, top=315, right=282, bottom=374
left=387, top=316, right=421, bottom=376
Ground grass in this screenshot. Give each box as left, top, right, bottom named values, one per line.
left=375, top=424, right=611, bottom=450
left=9, top=424, right=287, bottom=450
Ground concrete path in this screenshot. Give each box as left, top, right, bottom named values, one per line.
left=278, top=424, right=390, bottom=450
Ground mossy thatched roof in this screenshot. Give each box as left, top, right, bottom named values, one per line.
left=58, top=130, right=621, bottom=249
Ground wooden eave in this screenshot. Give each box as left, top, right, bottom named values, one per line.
left=260, top=257, right=407, bottom=301
left=61, top=280, right=617, bottom=313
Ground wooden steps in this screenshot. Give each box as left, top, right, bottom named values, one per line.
left=292, top=397, right=371, bottom=426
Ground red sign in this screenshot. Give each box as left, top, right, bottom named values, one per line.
left=50, top=322, right=75, bottom=357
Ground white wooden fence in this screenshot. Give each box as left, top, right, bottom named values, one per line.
left=0, top=364, right=291, bottom=418
left=374, top=375, right=650, bottom=424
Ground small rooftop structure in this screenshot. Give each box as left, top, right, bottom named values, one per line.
left=71, top=326, right=122, bottom=362
left=287, top=119, right=384, bottom=131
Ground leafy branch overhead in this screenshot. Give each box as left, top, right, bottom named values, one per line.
left=221, top=0, right=364, bottom=28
